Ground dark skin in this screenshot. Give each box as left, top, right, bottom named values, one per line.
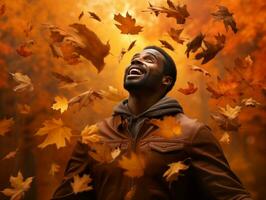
left=123, top=49, right=173, bottom=116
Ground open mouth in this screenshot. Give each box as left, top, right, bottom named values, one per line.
left=127, top=66, right=145, bottom=78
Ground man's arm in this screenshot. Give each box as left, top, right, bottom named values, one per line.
left=188, top=125, right=252, bottom=200
left=51, top=140, right=96, bottom=200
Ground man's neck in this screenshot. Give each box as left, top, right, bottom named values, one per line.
left=127, top=92, right=164, bottom=116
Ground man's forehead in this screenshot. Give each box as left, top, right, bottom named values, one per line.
left=134, top=48, right=165, bottom=59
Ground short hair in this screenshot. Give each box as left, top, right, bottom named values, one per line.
left=144, top=46, right=177, bottom=94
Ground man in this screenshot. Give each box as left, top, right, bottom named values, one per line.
left=52, top=46, right=252, bottom=200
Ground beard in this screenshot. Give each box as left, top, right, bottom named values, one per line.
left=123, top=64, right=163, bottom=93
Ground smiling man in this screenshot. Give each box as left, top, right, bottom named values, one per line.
left=52, top=46, right=252, bottom=200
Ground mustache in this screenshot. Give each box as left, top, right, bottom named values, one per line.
left=125, top=63, right=147, bottom=74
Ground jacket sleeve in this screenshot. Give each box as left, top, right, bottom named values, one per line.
left=188, top=125, right=252, bottom=200
left=51, top=140, right=96, bottom=200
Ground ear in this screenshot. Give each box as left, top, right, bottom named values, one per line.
left=162, top=76, right=173, bottom=87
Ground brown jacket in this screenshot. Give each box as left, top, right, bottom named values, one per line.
left=52, top=96, right=252, bottom=200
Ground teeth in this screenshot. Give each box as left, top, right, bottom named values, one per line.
left=129, top=68, right=142, bottom=75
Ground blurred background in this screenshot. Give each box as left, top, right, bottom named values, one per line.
left=0, top=0, right=265, bottom=199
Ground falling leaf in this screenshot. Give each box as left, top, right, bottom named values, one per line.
left=88, top=143, right=114, bottom=164
left=10, top=72, right=34, bottom=92
left=111, top=147, right=121, bottom=160
left=195, top=33, right=226, bottom=64
left=178, top=81, right=198, bottom=95
left=68, top=89, right=103, bottom=110
left=71, top=174, right=93, bottom=194
left=49, top=43, right=64, bottom=58
left=2, top=148, right=19, bottom=160
left=78, top=11, right=84, bottom=20
left=241, top=98, right=261, bottom=107
left=211, top=5, right=238, bottom=33
left=211, top=114, right=241, bottom=132
left=168, top=28, right=185, bottom=44
left=88, top=11, right=101, bottom=22
left=16, top=40, right=34, bottom=57
left=52, top=96, right=68, bottom=113
left=144, top=0, right=190, bottom=24
left=49, top=163, right=60, bottom=176
left=159, top=40, right=174, bottom=51
left=118, top=48, right=127, bottom=63
left=114, top=12, right=143, bottom=35
left=234, top=55, right=253, bottom=68
left=127, top=40, right=137, bottom=51
left=118, top=152, right=145, bottom=178
left=219, top=132, right=230, bottom=144
left=124, top=185, right=136, bottom=200
left=219, top=104, right=241, bottom=120
left=163, top=160, right=189, bottom=182
left=35, top=118, right=72, bottom=149
left=17, top=104, right=31, bottom=114
left=150, top=116, right=182, bottom=138
left=185, top=33, right=205, bottom=57
left=1, top=171, right=33, bottom=200
left=81, top=124, right=102, bottom=144
left=0, top=118, right=14, bottom=136
left=0, top=3, right=5, bottom=16
left=99, top=86, right=126, bottom=102
left=189, top=64, right=211, bottom=77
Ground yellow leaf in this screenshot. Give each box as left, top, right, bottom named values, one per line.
left=35, top=118, right=72, bottom=149
left=81, top=124, right=102, bottom=144
left=88, top=143, right=114, bottom=164
left=1, top=171, right=33, bottom=200
left=71, top=174, right=93, bottom=194
left=49, top=163, right=61, bottom=176
left=219, top=104, right=241, bottom=120
left=52, top=96, right=68, bottom=113
left=99, top=86, right=126, bottom=102
left=163, top=161, right=189, bottom=183
left=2, top=148, right=19, bottom=160
left=150, top=116, right=182, bottom=138
left=111, top=147, right=121, bottom=160
left=219, top=132, right=230, bottom=144
left=0, top=118, right=14, bottom=136
left=118, top=152, right=145, bottom=178
left=10, top=72, right=34, bottom=92
left=241, top=98, right=261, bottom=107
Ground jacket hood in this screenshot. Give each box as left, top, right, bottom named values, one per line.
left=112, top=96, right=184, bottom=119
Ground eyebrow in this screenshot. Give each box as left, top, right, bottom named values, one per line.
left=131, top=52, right=158, bottom=61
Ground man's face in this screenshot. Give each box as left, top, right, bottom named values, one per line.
left=123, top=49, right=166, bottom=93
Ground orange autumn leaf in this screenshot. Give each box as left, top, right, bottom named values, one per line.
left=16, top=44, right=33, bottom=57
left=2, top=148, right=19, bottom=160
left=78, top=11, right=84, bottom=20
left=88, top=143, right=115, bottom=164
left=71, top=174, right=93, bottom=194
left=0, top=118, right=14, bottom=136
left=189, top=64, right=211, bottom=77
left=118, top=152, right=145, bottom=178
left=124, top=185, right=136, bottom=200
left=168, top=28, right=185, bottom=45
left=185, top=33, right=205, bottom=57
left=219, top=132, right=230, bottom=144
left=178, top=81, right=198, bottom=95
left=114, top=12, right=143, bottom=35
left=49, top=163, right=61, bottom=176
left=99, top=86, right=127, bottom=102
left=163, top=160, right=189, bottom=183
left=17, top=104, right=31, bottom=114
left=10, top=72, right=34, bottom=92
left=88, top=11, right=101, bottom=22
left=159, top=40, right=175, bottom=51
left=219, top=104, right=241, bottom=120
left=1, top=171, right=34, bottom=200
left=35, top=118, right=72, bottom=149
left=81, top=124, right=102, bottom=144
left=241, top=98, right=261, bottom=107
left=52, top=96, right=68, bottom=113
left=150, top=116, right=182, bottom=139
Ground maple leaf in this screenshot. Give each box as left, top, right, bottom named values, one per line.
left=144, top=0, right=189, bottom=24
left=168, top=28, right=185, bottom=45
left=163, top=160, right=189, bottom=183
left=68, top=89, right=103, bottom=110
left=195, top=33, right=226, bottom=64
left=159, top=40, right=175, bottom=51
left=88, top=11, right=101, bottom=22
left=150, top=116, right=182, bottom=139
left=178, top=81, right=198, bottom=95
left=81, top=124, right=102, bottom=144
left=189, top=64, right=211, bottom=77
left=16, top=40, right=34, bottom=57
left=71, top=174, right=93, bottom=194
left=35, top=118, right=72, bottom=149
left=52, top=96, right=68, bottom=113
left=88, top=143, right=115, bottom=164
left=78, top=11, right=84, bottom=20
left=185, top=33, right=205, bottom=57
left=49, top=163, right=60, bottom=176
left=124, top=185, right=136, bottom=200
left=241, top=98, right=261, bottom=107
left=10, top=72, right=34, bottom=92
left=211, top=5, right=238, bottom=33
left=0, top=118, right=14, bottom=136
left=234, top=55, right=253, bottom=68
left=99, top=86, right=126, bottom=102
left=211, top=114, right=241, bottom=132
left=219, top=104, right=241, bottom=120
left=1, top=171, right=33, bottom=200
left=114, top=12, right=143, bottom=35
left=118, top=152, right=145, bottom=178
left=2, top=148, right=19, bottom=160
left=118, top=41, right=137, bottom=62
left=52, top=72, right=88, bottom=89
left=17, top=104, right=31, bottom=114
left=111, top=147, right=121, bottom=160
left=219, top=132, right=230, bottom=144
